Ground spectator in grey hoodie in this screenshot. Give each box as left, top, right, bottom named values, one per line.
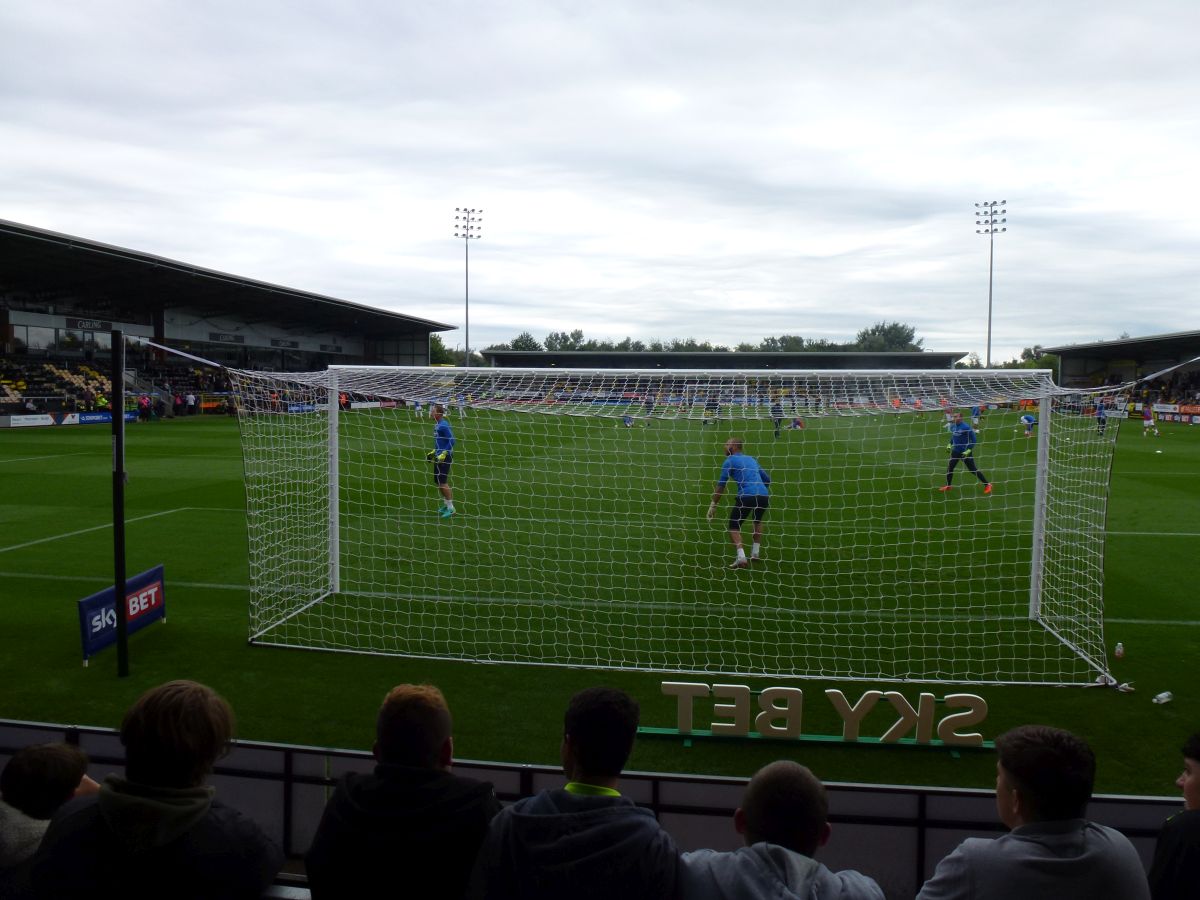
left=680, top=760, right=883, bottom=899
left=0, top=744, right=97, bottom=899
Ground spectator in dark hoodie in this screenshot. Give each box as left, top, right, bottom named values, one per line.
left=680, top=760, right=883, bottom=899
left=470, top=686, right=679, bottom=900
left=32, top=680, right=282, bottom=900
left=306, top=683, right=501, bottom=899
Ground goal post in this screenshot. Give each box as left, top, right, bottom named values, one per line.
left=229, top=365, right=1120, bottom=686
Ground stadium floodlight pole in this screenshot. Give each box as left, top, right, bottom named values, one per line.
left=454, top=208, right=483, bottom=367
left=975, top=200, right=1007, bottom=367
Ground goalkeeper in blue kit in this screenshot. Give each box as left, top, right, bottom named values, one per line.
left=941, top=412, right=991, bottom=494
left=707, top=438, right=771, bottom=568
left=426, top=404, right=456, bottom=518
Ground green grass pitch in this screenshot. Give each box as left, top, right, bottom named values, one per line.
left=1, top=412, right=1197, bottom=796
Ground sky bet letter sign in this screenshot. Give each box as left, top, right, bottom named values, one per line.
left=77, top=565, right=166, bottom=665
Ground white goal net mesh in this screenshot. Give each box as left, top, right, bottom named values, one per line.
left=229, top=366, right=1121, bottom=685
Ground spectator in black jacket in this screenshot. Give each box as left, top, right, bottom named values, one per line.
left=1149, top=731, right=1200, bottom=899
left=32, top=680, right=282, bottom=900
left=306, top=683, right=501, bottom=899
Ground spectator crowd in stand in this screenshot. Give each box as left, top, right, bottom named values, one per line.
left=1, top=679, right=1195, bottom=899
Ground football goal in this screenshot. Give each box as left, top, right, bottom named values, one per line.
left=229, top=366, right=1120, bottom=686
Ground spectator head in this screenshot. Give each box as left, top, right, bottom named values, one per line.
left=374, top=684, right=454, bottom=769
left=1179, top=733, right=1200, bottom=811
left=1, top=743, right=91, bottom=819
left=994, top=725, right=1095, bottom=826
left=121, top=680, right=235, bottom=789
left=561, top=687, right=639, bottom=781
left=735, top=760, right=831, bottom=857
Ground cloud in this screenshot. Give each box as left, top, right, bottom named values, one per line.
left=2, top=0, right=1199, bottom=363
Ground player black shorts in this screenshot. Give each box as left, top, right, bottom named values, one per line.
left=433, top=457, right=452, bottom=484
left=729, top=494, right=769, bottom=529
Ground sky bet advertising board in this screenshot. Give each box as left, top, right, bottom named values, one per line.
left=77, top=565, right=166, bottom=665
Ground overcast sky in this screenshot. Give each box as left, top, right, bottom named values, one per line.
left=3, top=0, right=1198, bottom=363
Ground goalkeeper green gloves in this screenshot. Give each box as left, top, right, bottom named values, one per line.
left=435, top=450, right=449, bottom=462
left=963, top=448, right=972, bottom=457
left=425, top=450, right=436, bottom=461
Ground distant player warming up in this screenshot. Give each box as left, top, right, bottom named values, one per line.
left=426, top=404, right=456, bottom=518
left=941, top=413, right=991, bottom=495
left=770, top=399, right=785, bottom=439
left=1095, top=399, right=1108, bottom=436
left=971, top=405, right=983, bottom=429
left=707, top=438, right=770, bottom=568
left=1020, top=413, right=1037, bottom=438
left=1142, top=403, right=1159, bottom=436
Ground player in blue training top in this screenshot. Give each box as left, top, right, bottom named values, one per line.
left=426, top=404, right=456, bottom=518
left=1095, top=398, right=1108, bottom=436
left=970, top=404, right=983, bottom=429
left=1020, top=412, right=1037, bottom=438
left=941, top=412, right=991, bottom=495
left=707, top=438, right=771, bottom=568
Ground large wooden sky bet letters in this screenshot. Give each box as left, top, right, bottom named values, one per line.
left=661, top=682, right=987, bottom=746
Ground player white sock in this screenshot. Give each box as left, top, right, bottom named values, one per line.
left=751, top=542, right=761, bottom=558
left=446, top=503, right=455, bottom=512
left=736, top=548, right=747, bottom=562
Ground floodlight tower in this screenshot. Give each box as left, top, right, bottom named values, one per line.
left=454, top=208, right=482, bottom=367
left=975, top=200, right=1007, bottom=367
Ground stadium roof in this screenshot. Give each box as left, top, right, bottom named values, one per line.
left=483, top=350, right=967, bottom=369
left=0, top=219, right=453, bottom=337
left=1044, top=331, right=1200, bottom=362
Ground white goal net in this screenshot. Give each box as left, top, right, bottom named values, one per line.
left=229, top=366, right=1122, bottom=686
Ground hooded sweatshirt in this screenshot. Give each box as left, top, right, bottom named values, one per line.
left=681, top=843, right=885, bottom=900
left=305, top=762, right=501, bottom=899
left=0, top=799, right=47, bottom=869
left=31, top=775, right=282, bottom=900
left=0, top=799, right=50, bottom=899
left=470, top=787, right=679, bottom=900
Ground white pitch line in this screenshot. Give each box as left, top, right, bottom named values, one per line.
left=0, top=571, right=246, bottom=591
left=0, top=505, right=244, bottom=555
left=1106, top=617, right=1200, bottom=627
left=0, top=509, right=186, bottom=554
left=1116, top=471, right=1200, bottom=477
left=3, top=570, right=1198, bottom=626
left=2, top=452, right=92, bottom=464
left=1107, top=531, right=1200, bottom=538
